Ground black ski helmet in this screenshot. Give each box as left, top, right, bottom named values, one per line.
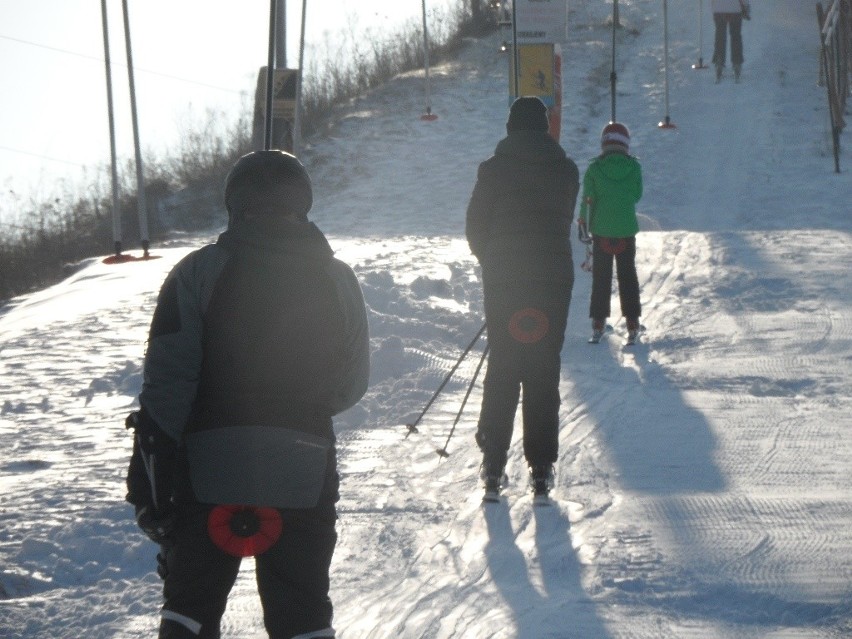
left=224, top=150, right=313, bottom=220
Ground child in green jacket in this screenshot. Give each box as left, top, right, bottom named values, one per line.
left=577, top=122, right=644, bottom=343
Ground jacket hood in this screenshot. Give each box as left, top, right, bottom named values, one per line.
left=494, top=130, right=567, bottom=162
left=217, top=217, right=334, bottom=260
left=593, top=151, right=640, bottom=182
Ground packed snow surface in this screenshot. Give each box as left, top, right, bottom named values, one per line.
left=1, top=1, right=850, bottom=637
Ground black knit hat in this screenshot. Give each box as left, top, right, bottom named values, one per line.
left=506, top=96, right=549, bottom=132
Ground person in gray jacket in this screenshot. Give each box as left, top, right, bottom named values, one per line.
left=125, top=150, right=369, bottom=639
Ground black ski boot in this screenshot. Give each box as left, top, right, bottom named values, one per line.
left=626, top=318, right=645, bottom=346
left=530, top=465, right=554, bottom=506
left=481, top=461, right=507, bottom=503
left=589, top=318, right=607, bottom=344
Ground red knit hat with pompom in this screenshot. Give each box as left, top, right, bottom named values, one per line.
left=601, top=122, right=630, bottom=154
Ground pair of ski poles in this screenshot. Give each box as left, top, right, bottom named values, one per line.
left=405, top=323, right=488, bottom=457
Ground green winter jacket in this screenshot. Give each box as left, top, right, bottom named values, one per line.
left=578, top=151, right=643, bottom=238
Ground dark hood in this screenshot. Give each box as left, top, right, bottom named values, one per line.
left=594, top=151, right=640, bottom=182
left=493, top=130, right=567, bottom=162
left=217, top=217, right=334, bottom=261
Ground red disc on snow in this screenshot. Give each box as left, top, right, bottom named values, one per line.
left=102, top=253, right=140, bottom=264
left=508, top=307, right=550, bottom=344
left=102, top=252, right=162, bottom=265
left=208, top=505, right=283, bottom=557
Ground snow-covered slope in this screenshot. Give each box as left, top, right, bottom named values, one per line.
left=1, top=1, right=850, bottom=637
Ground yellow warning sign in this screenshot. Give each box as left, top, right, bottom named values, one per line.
left=508, top=43, right=555, bottom=104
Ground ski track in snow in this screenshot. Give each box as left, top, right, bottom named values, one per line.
left=1, top=1, right=852, bottom=637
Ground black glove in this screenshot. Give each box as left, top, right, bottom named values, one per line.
left=135, top=504, right=174, bottom=544
left=125, top=408, right=177, bottom=527
left=135, top=504, right=174, bottom=580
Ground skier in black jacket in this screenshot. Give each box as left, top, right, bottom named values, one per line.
left=465, top=97, right=579, bottom=503
left=125, top=150, right=369, bottom=639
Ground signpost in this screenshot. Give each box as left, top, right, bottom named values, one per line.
left=252, top=67, right=298, bottom=151
left=507, top=1, right=567, bottom=142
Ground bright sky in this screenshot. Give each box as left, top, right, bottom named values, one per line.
left=0, top=0, right=450, bottom=199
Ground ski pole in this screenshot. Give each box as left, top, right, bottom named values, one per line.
left=419, top=0, right=438, bottom=121
left=100, top=0, right=121, bottom=258
left=264, top=0, right=277, bottom=150
left=610, top=0, right=618, bottom=122
left=693, top=0, right=709, bottom=70
left=405, top=323, right=486, bottom=437
left=581, top=197, right=595, bottom=273
left=121, top=0, right=149, bottom=257
left=436, top=342, right=489, bottom=458
left=581, top=242, right=593, bottom=273
left=658, top=0, right=677, bottom=129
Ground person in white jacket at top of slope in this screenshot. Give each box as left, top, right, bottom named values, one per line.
left=711, top=0, right=750, bottom=82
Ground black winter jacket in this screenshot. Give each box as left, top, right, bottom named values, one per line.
left=465, top=130, right=580, bottom=285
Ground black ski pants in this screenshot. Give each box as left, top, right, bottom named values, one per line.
left=476, top=279, right=571, bottom=472
left=712, top=12, right=744, bottom=67
left=158, top=503, right=336, bottom=639
left=589, top=236, right=641, bottom=323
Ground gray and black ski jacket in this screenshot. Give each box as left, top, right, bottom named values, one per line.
left=131, top=216, right=369, bottom=514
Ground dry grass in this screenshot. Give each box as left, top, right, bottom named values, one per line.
left=0, top=3, right=495, bottom=303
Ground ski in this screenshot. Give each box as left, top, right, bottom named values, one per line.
left=587, top=323, right=646, bottom=346
left=482, top=489, right=501, bottom=503
left=481, top=470, right=557, bottom=506
left=533, top=493, right=552, bottom=507
left=483, top=490, right=554, bottom=506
